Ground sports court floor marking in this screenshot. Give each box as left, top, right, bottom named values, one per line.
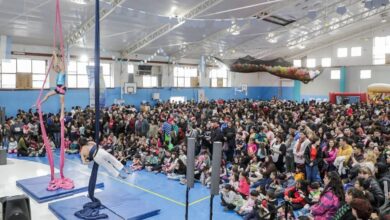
left=189, top=196, right=210, bottom=206
left=56, top=154, right=188, bottom=206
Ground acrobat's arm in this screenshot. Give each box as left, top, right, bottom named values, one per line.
left=80, top=146, right=90, bottom=164
left=52, top=50, right=65, bottom=73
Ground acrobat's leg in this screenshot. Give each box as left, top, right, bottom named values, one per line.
left=36, top=90, right=57, bottom=107
left=59, top=95, right=65, bottom=178
left=59, top=94, right=65, bottom=120
left=94, top=149, right=123, bottom=177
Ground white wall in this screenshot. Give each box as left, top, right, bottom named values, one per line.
left=346, top=65, right=390, bottom=92
left=301, top=68, right=340, bottom=97
left=296, top=25, right=390, bottom=97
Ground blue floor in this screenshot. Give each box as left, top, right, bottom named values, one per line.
left=9, top=152, right=242, bottom=220
left=16, top=172, right=104, bottom=203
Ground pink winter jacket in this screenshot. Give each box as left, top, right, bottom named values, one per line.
left=310, top=190, right=341, bottom=220
left=323, top=147, right=338, bottom=165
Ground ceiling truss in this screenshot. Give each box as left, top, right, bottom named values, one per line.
left=121, top=0, right=225, bottom=57
left=66, top=0, right=126, bottom=46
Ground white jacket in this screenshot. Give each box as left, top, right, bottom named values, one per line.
left=293, top=138, right=311, bottom=164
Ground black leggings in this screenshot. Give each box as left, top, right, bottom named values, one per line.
left=17, top=149, right=29, bottom=157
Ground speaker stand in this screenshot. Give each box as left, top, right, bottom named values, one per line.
left=185, top=187, right=190, bottom=220
left=209, top=194, right=214, bottom=220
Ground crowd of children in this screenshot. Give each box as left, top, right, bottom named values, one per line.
left=0, top=99, right=389, bottom=219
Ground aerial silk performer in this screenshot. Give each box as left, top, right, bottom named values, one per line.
left=34, top=0, right=74, bottom=191
left=215, top=55, right=323, bottom=84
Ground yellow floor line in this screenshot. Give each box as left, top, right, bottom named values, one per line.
left=189, top=195, right=210, bottom=206
left=57, top=154, right=186, bottom=206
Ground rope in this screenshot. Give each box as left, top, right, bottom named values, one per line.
left=35, top=0, right=73, bottom=190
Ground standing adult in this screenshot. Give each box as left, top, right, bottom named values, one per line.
left=210, top=118, right=224, bottom=156
left=304, top=136, right=322, bottom=183
left=223, top=121, right=236, bottom=162
left=293, top=131, right=311, bottom=169
left=270, top=134, right=286, bottom=172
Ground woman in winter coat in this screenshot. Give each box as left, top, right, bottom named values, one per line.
left=310, top=171, right=344, bottom=220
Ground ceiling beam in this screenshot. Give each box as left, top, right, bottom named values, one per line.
left=171, top=0, right=296, bottom=59
left=231, top=0, right=358, bottom=58
left=286, top=5, right=390, bottom=48
left=121, top=0, right=224, bottom=57
left=66, top=0, right=126, bottom=46
left=286, top=22, right=390, bottom=60
left=256, top=4, right=390, bottom=59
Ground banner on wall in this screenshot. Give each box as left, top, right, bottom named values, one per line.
left=198, top=89, right=206, bottom=102
left=199, top=55, right=206, bottom=77
left=87, top=66, right=106, bottom=108
left=0, top=35, right=12, bottom=60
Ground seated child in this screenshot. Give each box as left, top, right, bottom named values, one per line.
left=294, top=167, right=305, bottom=182
left=130, top=154, right=143, bottom=171
left=145, top=151, right=160, bottom=172
left=8, top=137, right=17, bottom=153
left=167, top=159, right=186, bottom=180
left=200, top=166, right=211, bottom=187
left=244, top=190, right=277, bottom=220
left=237, top=190, right=258, bottom=216
left=220, top=184, right=244, bottom=211
left=284, top=180, right=309, bottom=210
left=66, top=139, right=79, bottom=154
left=236, top=171, right=250, bottom=198
left=309, top=182, right=322, bottom=203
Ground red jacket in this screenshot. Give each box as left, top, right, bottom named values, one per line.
left=237, top=179, right=250, bottom=196
left=284, top=186, right=307, bottom=206
left=346, top=108, right=353, bottom=116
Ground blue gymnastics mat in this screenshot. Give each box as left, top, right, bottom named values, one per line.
left=16, top=172, right=104, bottom=203
left=49, top=190, right=161, bottom=220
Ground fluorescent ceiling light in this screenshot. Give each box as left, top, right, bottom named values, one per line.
left=232, top=30, right=240, bottom=35
left=71, top=0, right=90, bottom=4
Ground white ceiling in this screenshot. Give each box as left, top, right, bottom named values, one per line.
left=0, top=0, right=390, bottom=60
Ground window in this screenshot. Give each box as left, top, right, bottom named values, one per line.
left=330, top=69, right=340, bottom=79
left=373, top=36, right=390, bottom=64
left=1, top=59, right=16, bottom=88
left=2, top=59, right=16, bottom=73
left=128, top=64, right=134, bottom=74
left=173, top=66, right=198, bottom=87
left=32, top=60, right=48, bottom=88
left=337, top=48, right=348, bottom=57
left=67, top=61, right=77, bottom=88
left=17, top=59, right=32, bottom=73
left=321, top=58, right=331, bottom=67
left=68, top=61, right=113, bottom=88
left=306, top=59, right=316, bottom=68
left=360, top=70, right=371, bottom=79
left=293, top=60, right=302, bottom=67
left=101, top=63, right=113, bottom=88
left=209, top=67, right=228, bottom=87
left=67, top=61, right=88, bottom=88
left=351, top=47, right=362, bottom=57
left=142, top=75, right=158, bottom=87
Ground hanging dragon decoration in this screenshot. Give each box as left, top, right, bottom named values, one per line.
left=214, top=56, right=323, bottom=84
